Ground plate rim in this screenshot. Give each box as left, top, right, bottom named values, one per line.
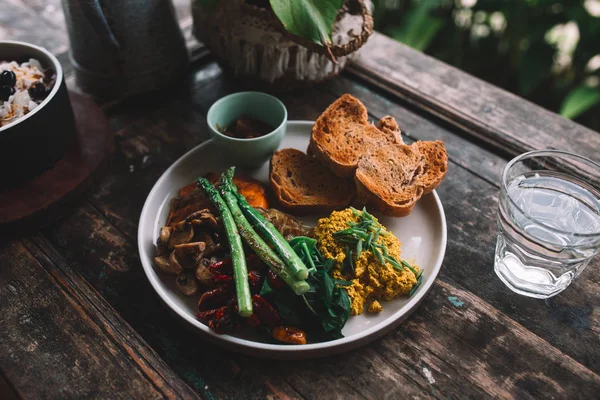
left=138, top=120, right=447, bottom=356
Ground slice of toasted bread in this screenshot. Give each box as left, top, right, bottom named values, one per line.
left=355, top=144, right=425, bottom=217
left=308, top=94, right=402, bottom=178
left=412, top=140, right=448, bottom=194
left=355, top=141, right=448, bottom=216
left=270, top=148, right=356, bottom=214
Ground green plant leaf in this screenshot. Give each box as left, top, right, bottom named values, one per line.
left=518, top=39, right=555, bottom=95
left=269, top=0, right=344, bottom=46
left=384, top=0, right=445, bottom=51
left=560, top=85, right=600, bottom=119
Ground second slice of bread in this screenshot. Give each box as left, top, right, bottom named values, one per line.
left=412, top=140, right=448, bottom=194
left=355, top=144, right=425, bottom=217
left=354, top=141, right=448, bottom=216
left=270, top=148, right=356, bottom=214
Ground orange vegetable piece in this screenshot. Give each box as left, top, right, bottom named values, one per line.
left=271, top=326, right=307, bottom=345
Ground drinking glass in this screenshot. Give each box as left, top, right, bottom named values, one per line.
left=495, top=150, right=600, bottom=298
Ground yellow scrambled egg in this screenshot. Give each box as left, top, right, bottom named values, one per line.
left=314, top=208, right=418, bottom=315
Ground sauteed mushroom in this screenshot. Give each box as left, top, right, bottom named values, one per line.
left=173, top=242, right=206, bottom=269
left=199, top=257, right=211, bottom=268
left=154, top=187, right=232, bottom=302
left=194, top=231, right=219, bottom=255
left=154, top=255, right=182, bottom=275
left=167, top=222, right=194, bottom=249
left=156, top=226, right=171, bottom=256
left=176, top=271, right=199, bottom=296
left=169, top=251, right=183, bottom=272
left=186, top=208, right=219, bottom=230
left=196, top=263, right=215, bottom=288
left=256, top=208, right=312, bottom=240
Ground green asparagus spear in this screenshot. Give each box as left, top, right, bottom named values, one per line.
left=222, top=168, right=310, bottom=280
left=196, top=177, right=253, bottom=317
left=218, top=170, right=309, bottom=295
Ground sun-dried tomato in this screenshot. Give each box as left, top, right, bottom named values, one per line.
left=252, top=294, right=282, bottom=327
left=266, top=269, right=285, bottom=290
left=246, top=313, right=261, bottom=328
left=209, top=258, right=232, bottom=275
left=248, top=269, right=265, bottom=294
left=208, top=306, right=240, bottom=334
left=212, top=271, right=233, bottom=284
left=197, top=308, right=219, bottom=322
left=198, top=286, right=233, bottom=311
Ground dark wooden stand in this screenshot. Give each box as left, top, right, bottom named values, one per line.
left=0, top=91, right=114, bottom=236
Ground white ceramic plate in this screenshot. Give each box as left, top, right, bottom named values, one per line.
left=138, top=121, right=447, bottom=359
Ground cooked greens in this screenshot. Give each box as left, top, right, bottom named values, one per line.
left=261, top=236, right=351, bottom=339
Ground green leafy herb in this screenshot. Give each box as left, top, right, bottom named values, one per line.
left=409, top=270, right=425, bottom=297
left=344, top=247, right=355, bottom=275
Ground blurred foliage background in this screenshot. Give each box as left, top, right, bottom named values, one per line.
left=371, top=0, right=600, bottom=132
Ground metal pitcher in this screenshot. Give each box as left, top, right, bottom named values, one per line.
left=62, top=0, right=189, bottom=98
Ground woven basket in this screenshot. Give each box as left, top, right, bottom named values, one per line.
left=192, top=0, right=373, bottom=89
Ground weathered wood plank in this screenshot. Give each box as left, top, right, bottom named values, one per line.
left=43, top=204, right=436, bottom=400
left=0, top=239, right=199, bottom=399
left=350, top=32, right=600, bottom=163
left=433, top=155, right=600, bottom=375
left=3, top=7, right=598, bottom=395
left=0, top=373, right=20, bottom=400
left=23, top=236, right=205, bottom=398
left=373, top=279, right=600, bottom=399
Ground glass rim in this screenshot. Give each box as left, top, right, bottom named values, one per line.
left=502, top=149, right=600, bottom=239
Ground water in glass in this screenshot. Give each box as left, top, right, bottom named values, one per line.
left=495, top=153, right=600, bottom=299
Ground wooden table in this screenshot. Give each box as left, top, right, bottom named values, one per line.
left=2, top=2, right=599, bottom=399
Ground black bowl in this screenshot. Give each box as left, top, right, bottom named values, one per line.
left=0, top=41, right=75, bottom=187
